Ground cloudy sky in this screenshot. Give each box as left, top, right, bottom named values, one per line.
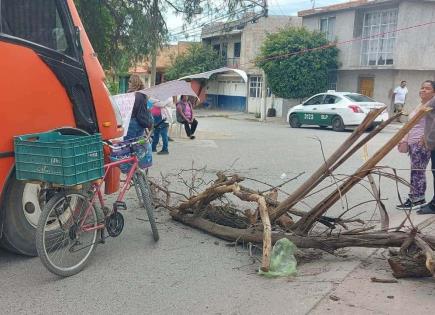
left=166, top=0, right=341, bottom=40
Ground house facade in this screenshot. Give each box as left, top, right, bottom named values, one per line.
left=201, top=15, right=302, bottom=116
left=120, top=41, right=195, bottom=92
left=300, top=0, right=435, bottom=113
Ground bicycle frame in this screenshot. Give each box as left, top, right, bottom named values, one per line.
left=80, top=155, right=139, bottom=233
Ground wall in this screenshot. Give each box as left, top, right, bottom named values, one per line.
left=337, top=69, right=435, bottom=112
left=395, top=1, right=435, bottom=70
left=205, top=75, right=247, bottom=111
left=241, top=16, right=302, bottom=75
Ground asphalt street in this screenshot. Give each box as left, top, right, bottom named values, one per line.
left=1, top=114, right=435, bottom=314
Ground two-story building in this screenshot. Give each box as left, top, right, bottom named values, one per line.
left=201, top=15, right=301, bottom=116
left=300, top=0, right=435, bottom=112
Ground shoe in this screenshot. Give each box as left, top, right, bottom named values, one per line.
left=190, top=135, right=195, bottom=140
left=168, top=137, right=174, bottom=142
left=396, top=198, right=425, bottom=210
left=157, top=150, right=169, bottom=155
left=417, top=203, right=435, bottom=215
left=152, top=149, right=157, bottom=153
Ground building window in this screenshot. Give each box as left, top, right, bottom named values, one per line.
left=249, top=76, right=262, bottom=98
left=327, top=70, right=338, bottom=90
left=213, top=44, right=220, bottom=53
left=234, top=42, right=241, bottom=57
left=360, top=9, right=398, bottom=66
left=320, top=16, right=336, bottom=41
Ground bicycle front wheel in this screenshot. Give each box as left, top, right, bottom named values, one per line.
left=135, top=171, right=159, bottom=242
left=36, top=191, right=98, bottom=277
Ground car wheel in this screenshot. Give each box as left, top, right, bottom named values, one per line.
left=289, top=114, right=301, bottom=128
left=332, top=116, right=345, bottom=132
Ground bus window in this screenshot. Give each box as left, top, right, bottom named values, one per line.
left=0, top=0, right=73, bottom=56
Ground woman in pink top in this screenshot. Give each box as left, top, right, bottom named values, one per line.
left=396, top=81, right=435, bottom=210
left=176, top=95, right=198, bottom=139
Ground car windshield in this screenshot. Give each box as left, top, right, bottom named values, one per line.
left=344, top=94, right=375, bottom=102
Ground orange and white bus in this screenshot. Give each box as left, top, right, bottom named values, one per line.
left=0, top=0, right=122, bottom=255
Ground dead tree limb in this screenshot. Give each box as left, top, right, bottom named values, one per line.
left=233, top=191, right=271, bottom=271
left=270, top=108, right=385, bottom=222
left=292, top=107, right=431, bottom=235
left=367, top=173, right=389, bottom=231
left=329, top=112, right=401, bottom=173
left=170, top=212, right=435, bottom=251
left=414, top=236, right=435, bottom=275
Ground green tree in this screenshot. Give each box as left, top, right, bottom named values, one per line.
left=256, top=27, right=339, bottom=100
left=74, top=0, right=167, bottom=75
left=165, top=44, right=226, bottom=80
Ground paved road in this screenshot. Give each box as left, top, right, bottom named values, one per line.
left=1, top=115, right=435, bottom=314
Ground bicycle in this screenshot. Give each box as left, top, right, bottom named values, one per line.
left=35, top=136, right=158, bottom=277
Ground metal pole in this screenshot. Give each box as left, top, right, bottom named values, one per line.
left=261, top=70, right=267, bottom=121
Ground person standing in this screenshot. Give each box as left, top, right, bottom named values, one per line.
left=151, top=99, right=170, bottom=155
left=392, top=80, right=408, bottom=120
left=176, top=95, right=198, bottom=139
left=125, top=75, right=149, bottom=140
left=396, top=81, right=434, bottom=210
left=417, top=80, right=435, bottom=214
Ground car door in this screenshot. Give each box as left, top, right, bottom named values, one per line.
left=318, top=94, right=343, bottom=126
left=298, top=94, right=325, bottom=125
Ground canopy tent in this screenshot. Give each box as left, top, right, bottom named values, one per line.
left=178, top=67, right=248, bottom=82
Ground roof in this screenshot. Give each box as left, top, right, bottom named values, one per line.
left=129, top=42, right=196, bottom=74
left=178, top=67, right=248, bottom=82
left=298, top=0, right=396, bottom=17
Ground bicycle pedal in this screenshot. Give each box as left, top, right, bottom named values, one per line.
left=114, top=201, right=127, bottom=211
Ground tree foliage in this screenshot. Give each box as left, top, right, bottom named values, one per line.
left=256, top=27, right=339, bottom=100
left=165, top=44, right=226, bottom=80
left=74, top=0, right=167, bottom=75
left=73, top=0, right=249, bottom=76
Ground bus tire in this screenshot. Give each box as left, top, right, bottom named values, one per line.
left=0, top=175, right=37, bottom=256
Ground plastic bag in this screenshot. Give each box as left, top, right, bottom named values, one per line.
left=258, top=238, right=298, bottom=277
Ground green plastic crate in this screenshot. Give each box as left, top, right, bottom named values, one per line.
left=14, top=132, right=104, bottom=186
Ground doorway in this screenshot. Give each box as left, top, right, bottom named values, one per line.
left=358, top=77, right=374, bottom=97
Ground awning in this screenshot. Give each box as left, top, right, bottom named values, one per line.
left=178, top=67, right=248, bottom=82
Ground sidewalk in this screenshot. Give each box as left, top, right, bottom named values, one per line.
left=194, top=108, right=287, bottom=124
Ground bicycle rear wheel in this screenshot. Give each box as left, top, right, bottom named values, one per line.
left=36, top=191, right=98, bottom=277
left=134, top=171, right=159, bottom=242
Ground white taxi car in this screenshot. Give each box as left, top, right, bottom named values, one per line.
left=286, top=91, right=388, bottom=131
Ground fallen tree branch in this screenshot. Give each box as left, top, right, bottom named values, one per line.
left=292, top=107, right=431, bottom=235
left=269, top=108, right=385, bottom=222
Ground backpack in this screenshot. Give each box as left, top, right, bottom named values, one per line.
left=176, top=102, right=186, bottom=123
left=136, top=104, right=154, bottom=129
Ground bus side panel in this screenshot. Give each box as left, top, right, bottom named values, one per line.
left=67, top=0, right=123, bottom=140
left=0, top=41, right=76, bottom=195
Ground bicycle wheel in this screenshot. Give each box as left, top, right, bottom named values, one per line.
left=134, top=171, right=159, bottom=242
left=36, top=191, right=98, bottom=277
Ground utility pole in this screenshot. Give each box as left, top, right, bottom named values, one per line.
left=260, top=0, right=268, bottom=122
left=150, top=49, right=157, bottom=87
left=149, top=0, right=158, bottom=87
left=261, top=70, right=267, bottom=121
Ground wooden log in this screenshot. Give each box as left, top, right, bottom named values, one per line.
left=170, top=212, right=435, bottom=251
left=414, top=236, right=435, bottom=275
left=293, top=107, right=431, bottom=235
left=258, top=197, right=272, bottom=272
left=388, top=254, right=432, bottom=278
left=270, top=108, right=384, bottom=222
left=232, top=191, right=272, bottom=271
